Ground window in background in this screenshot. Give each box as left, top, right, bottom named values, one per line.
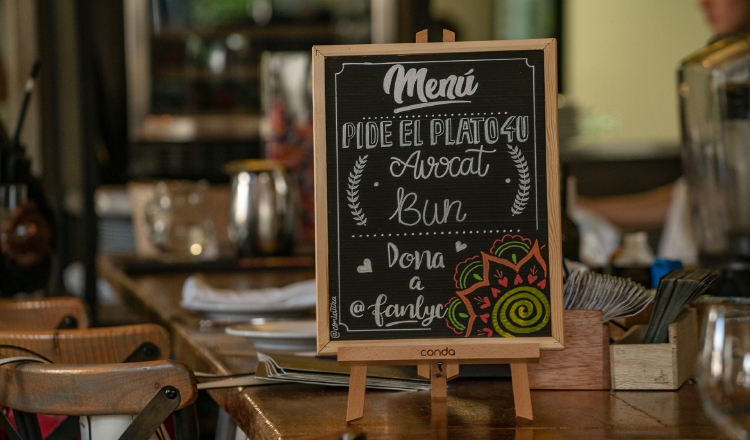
left=563, top=0, right=709, bottom=148
left=430, top=0, right=562, bottom=89
left=494, top=0, right=562, bottom=93
left=494, top=0, right=558, bottom=40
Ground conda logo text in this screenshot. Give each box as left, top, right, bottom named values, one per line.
left=420, top=347, right=456, bottom=356
left=383, top=64, right=477, bottom=113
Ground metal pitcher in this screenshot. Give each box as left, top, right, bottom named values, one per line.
left=226, top=159, right=298, bottom=257
left=679, top=35, right=750, bottom=295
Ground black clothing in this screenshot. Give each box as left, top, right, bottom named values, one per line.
left=0, top=252, right=52, bottom=296
left=0, top=124, right=54, bottom=297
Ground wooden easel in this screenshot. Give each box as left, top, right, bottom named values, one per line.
left=335, top=29, right=543, bottom=424
left=415, top=28, right=453, bottom=43
left=339, top=343, right=540, bottom=422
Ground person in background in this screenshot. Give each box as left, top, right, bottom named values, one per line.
left=699, top=0, right=750, bottom=37
left=0, top=122, right=53, bottom=297
left=575, top=0, right=750, bottom=265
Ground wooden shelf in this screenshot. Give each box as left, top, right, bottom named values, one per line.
left=132, top=113, right=261, bottom=142
left=155, top=23, right=342, bottom=41
left=153, top=65, right=260, bottom=81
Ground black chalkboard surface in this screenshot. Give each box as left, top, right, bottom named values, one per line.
left=313, top=40, right=562, bottom=354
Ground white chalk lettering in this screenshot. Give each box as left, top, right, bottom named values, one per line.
left=430, top=116, right=513, bottom=146
left=387, top=242, right=444, bottom=270
left=341, top=121, right=394, bottom=149
left=368, top=294, right=446, bottom=327
left=389, top=187, right=467, bottom=226
left=383, top=65, right=477, bottom=113
left=389, top=146, right=495, bottom=180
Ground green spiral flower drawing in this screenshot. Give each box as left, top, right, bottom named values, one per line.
left=492, top=286, right=550, bottom=337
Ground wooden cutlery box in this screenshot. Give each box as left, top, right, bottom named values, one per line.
left=528, top=310, right=611, bottom=390
left=609, top=307, right=698, bottom=390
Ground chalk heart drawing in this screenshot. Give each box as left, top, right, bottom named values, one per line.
left=455, top=241, right=468, bottom=252
left=357, top=258, right=373, bottom=273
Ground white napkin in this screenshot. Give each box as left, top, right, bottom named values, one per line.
left=657, top=178, right=698, bottom=265
left=612, top=231, right=655, bottom=267
left=570, top=205, right=621, bottom=268
left=181, top=275, right=316, bottom=310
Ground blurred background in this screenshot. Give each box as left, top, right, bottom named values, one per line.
left=0, top=0, right=711, bottom=313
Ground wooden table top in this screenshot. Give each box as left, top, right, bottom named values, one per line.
left=99, top=257, right=726, bottom=440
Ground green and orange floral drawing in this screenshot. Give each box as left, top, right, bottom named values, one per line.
left=446, top=234, right=550, bottom=338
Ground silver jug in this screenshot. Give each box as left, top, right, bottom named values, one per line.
left=226, top=159, right=298, bottom=256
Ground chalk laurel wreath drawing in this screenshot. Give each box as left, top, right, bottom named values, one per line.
left=508, top=144, right=529, bottom=216
left=348, top=155, right=368, bottom=226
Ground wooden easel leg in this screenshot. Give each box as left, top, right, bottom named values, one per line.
left=347, top=366, right=367, bottom=423
left=510, top=363, right=533, bottom=420
left=514, top=429, right=534, bottom=440
left=417, top=364, right=430, bottom=379
left=446, top=364, right=459, bottom=380
left=430, top=363, right=447, bottom=399
left=416, top=29, right=456, bottom=44
left=430, top=399, right=448, bottom=440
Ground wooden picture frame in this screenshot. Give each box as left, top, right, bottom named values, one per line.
left=313, top=39, right=562, bottom=355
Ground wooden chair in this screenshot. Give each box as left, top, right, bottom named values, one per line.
left=0, top=324, right=170, bottom=364
left=0, top=324, right=189, bottom=440
left=0, top=297, right=90, bottom=331
left=0, top=359, right=198, bottom=440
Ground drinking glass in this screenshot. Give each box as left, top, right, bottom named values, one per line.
left=144, top=180, right=219, bottom=260
left=698, top=303, right=750, bottom=439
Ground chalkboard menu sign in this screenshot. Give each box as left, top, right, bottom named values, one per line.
left=313, top=40, right=563, bottom=354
